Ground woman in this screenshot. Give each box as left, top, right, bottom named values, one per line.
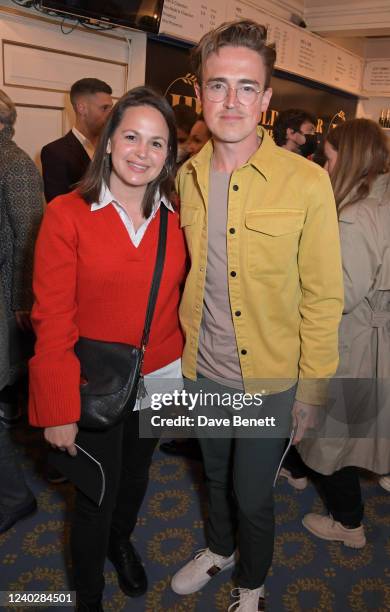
left=298, top=118, right=390, bottom=548
left=186, top=115, right=211, bottom=157
left=29, top=87, right=187, bottom=610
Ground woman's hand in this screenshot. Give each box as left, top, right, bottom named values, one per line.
left=44, top=423, right=78, bottom=456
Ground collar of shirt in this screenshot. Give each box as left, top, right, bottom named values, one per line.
left=90, top=183, right=174, bottom=248
left=72, top=127, right=95, bottom=160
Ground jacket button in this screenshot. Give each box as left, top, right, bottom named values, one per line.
left=232, top=184, right=239, bottom=191
left=230, top=271, right=237, bottom=277
left=235, top=310, right=241, bottom=317
left=229, top=227, right=236, bottom=234
left=241, top=349, right=247, bottom=355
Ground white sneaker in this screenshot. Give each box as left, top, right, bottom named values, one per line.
left=379, top=475, right=390, bottom=492
left=279, top=468, right=308, bottom=490
left=171, top=547, right=236, bottom=595
left=228, top=586, right=265, bottom=611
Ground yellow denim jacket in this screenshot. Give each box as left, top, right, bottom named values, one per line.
left=177, top=128, right=343, bottom=404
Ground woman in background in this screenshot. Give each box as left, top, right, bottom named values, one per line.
left=29, top=87, right=187, bottom=610
left=298, top=118, right=390, bottom=547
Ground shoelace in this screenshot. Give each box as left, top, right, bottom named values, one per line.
left=228, top=587, right=260, bottom=611
left=194, top=548, right=220, bottom=564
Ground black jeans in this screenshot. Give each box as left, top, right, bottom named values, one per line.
left=313, top=466, right=364, bottom=528
left=192, top=380, right=295, bottom=590
left=70, top=409, right=158, bottom=604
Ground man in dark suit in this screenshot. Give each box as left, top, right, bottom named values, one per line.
left=41, top=78, right=113, bottom=202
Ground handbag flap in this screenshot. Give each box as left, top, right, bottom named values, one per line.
left=75, top=337, right=140, bottom=395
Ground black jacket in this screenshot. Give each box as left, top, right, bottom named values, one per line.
left=41, top=130, right=90, bottom=203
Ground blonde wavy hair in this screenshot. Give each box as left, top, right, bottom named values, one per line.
left=0, top=89, right=16, bottom=127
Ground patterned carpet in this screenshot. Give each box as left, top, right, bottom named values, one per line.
left=1, top=421, right=390, bottom=612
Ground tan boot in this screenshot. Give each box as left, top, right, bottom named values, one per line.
left=302, top=513, right=366, bottom=548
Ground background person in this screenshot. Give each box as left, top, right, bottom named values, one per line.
left=172, top=103, right=198, bottom=166
left=298, top=118, right=390, bottom=548
left=41, top=78, right=113, bottom=203
left=29, top=87, right=187, bottom=611
left=186, top=115, right=211, bottom=156
left=273, top=108, right=317, bottom=157
left=0, top=89, right=43, bottom=424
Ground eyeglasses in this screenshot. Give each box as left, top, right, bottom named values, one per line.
left=204, top=81, right=263, bottom=106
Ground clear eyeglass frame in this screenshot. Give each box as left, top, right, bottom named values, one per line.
left=204, top=81, right=264, bottom=106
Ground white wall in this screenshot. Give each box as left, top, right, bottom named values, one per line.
left=0, top=2, right=147, bottom=166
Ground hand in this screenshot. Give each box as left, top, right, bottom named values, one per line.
left=44, top=423, right=78, bottom=456
left=291, top=400, right=319, bottom=445
left=15, top=310, right=33, bottom=332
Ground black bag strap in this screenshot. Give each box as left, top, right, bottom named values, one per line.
left=140, top=203, right=168, bottom=351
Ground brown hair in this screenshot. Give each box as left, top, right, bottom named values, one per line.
left=78, top=86, right=177, bottom=218
left=191, top=19, right=276, bottom=89
left=326, top=118, right=390, bottom=209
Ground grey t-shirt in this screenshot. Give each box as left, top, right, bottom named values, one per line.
left=197, top=169, right=243, bottom=388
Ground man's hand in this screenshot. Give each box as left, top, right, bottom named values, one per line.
left=44, top=423, right=78, bottom=456
left=291, top=400, right=319, bottom=445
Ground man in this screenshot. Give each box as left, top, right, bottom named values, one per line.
left=171, top=20, right=343, bottom=611
left=273, top=107, right=317, bottom=157
left=41, top=78, right=112, bottom=202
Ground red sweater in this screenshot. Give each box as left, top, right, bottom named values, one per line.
left=29, top=191, right=187, bottom=427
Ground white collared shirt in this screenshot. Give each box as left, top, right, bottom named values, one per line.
left=91, top=183, right=174, bottom=248
left=72, top=127, right=95, bottom=160
left=90, top=183, right=182, bottom=409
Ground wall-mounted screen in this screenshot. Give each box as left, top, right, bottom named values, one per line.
left=41, top=0, right=164, bottom=34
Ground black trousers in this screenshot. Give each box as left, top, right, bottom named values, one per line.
left=70, top=409, right=158, bottom=604
left=191, top=380, right=295, bottom=590
left=313, top=466, right=364, bottom=527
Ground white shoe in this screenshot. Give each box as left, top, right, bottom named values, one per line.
left=379, top=475, right=390, bottom=492
left=171, top=547, right=236, bottom=595
left=228, top=586, right=265, bottom=611
left=279, top=467, right=308, bottom=490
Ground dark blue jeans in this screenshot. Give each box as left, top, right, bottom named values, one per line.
left=188, top=378, right=295, bottom=589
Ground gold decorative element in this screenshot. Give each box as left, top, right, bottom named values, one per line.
left=327, top=542, right=373, bottom=570
left=273, top=532, right=316, bottom=570
left=150, top=458, right=187, bottom=484
left=9, top=567, right=65, bottom=592
left=283, top=577, right=335, bottom=611
left=348, top=578, right=390, bottom=610
left=37, top=490, right=68, bottom=514
left=22, top=521, right=69, bottom=558
left=214, top=581, right=235, bottom=611
left=147, top=528, right=196, bottom=566
left=324, top=567, right=336, bottom=577
left=365, top=496, right=390, bottom=527
left=274, top=493, right=300, bottom=525
left=145, top=576, right=200, bottom=611
left=2, top=553, right=18, bottom=565
left=102, top=571, right=127, bottom=610
left=148, top=490, right=192, bottom=521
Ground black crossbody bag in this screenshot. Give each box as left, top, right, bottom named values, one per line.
left=75, top=205, right=168, bottom=431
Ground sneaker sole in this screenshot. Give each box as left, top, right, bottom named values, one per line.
left=171, top=557, right=235, bottom=595
left=302, top=518, right=366, bottom=548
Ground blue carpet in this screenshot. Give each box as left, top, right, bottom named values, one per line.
left=1, top=423, right=390, bottom=611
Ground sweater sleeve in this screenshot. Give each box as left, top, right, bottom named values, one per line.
left=28, top=200, right=81, bottom=427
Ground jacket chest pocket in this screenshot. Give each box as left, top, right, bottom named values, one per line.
left=245, top=209, right=305, bottom=277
